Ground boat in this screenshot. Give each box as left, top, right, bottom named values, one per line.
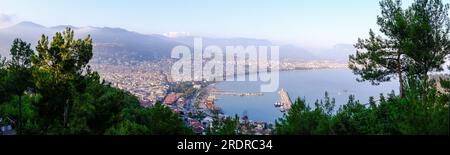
left=274, top=89, right=293, bottom=113
left=274, top=102, right=282, bottom=107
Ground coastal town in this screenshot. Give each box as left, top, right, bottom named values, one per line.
left=2, top=58, right=447, bottom=135
left=88, top=59, right=347, bottom=135
left=3, top=58, right=335, bottom=135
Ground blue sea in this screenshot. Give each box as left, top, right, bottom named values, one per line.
left=214, top=69, right=399, bottom=123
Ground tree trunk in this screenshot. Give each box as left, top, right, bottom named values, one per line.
left=399, top=72, right=404, bottom=98
left=397, top=54, right=404, bottom=98
left=18, top=95, right=22, bottom=135
left=63, top=99, right=69, bottom=128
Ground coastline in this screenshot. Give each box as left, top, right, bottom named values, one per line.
left=198, top=67, right=349, bottom=121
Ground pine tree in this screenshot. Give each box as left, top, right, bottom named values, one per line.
left=7, top=39, right=35, bottom=134
left=403, top=0, right=450, bottom=79
left=350, top=0, right=410, bottom=97
left=350, top=0, right=450, bottom=98
left=33, top=27, right=93, bottom=130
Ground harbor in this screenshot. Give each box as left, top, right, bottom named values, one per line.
left=274, top=89, right=293, bottom=112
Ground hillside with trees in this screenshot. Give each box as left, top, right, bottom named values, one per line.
left=0, top=28, right=192, bottom=135
left=276, top=0, right=450, bottom=135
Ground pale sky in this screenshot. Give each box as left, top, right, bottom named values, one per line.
left=0, top=0, right=441, bottom=49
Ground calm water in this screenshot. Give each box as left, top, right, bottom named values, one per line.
left=214, top=69, right=399, bottom=123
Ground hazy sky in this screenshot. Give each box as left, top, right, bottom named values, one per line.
left=0, top=0, right=440, bottom=49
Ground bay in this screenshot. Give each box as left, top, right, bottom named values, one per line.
left=214, top=69, right=399, bottom=123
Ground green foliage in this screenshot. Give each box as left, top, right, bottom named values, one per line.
left=349, top=0, right=450, bottom=97
left=275, top=76, right=449, bottom=135
left=275, top=93, right=335, bottom=135
left=404, top=0, right=450, bottom=76
left=0, top=39, right=36, bottom=134
left=34, top=28, right=93, bottom=78
left=10, top=38, right=34, bottom=69
left=207, top=115, right=240, bottom=135
left=0, top=29, right=192, bottom=135
left=105, top=103, right=193, bottom=135
left=31, top=28, right=94, bottom=129
left=105, top=120, right=149, bottom=135
left=0, top=54, right=6, bottom=68
left=349, top=0, right=409, bottom=86
left=0, top=94, right=41, bottom=134
left=125, top=103, right=193, bottom=135
left=336, top=0, right=450, bottom=135
left=1, top=39, right=35, bottom=101
left=0, top=54, right=9, bottom=103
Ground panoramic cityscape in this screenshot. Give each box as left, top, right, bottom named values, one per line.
left=0, top=0, right=449, bottom=147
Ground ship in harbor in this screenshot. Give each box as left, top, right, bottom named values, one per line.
left=275, top=88, right=293, bottom=112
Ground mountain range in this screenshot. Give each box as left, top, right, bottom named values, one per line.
left=0, top=21, right=355, bottom=63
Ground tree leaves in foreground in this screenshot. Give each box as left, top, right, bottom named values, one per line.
left=349, top=0, right=450, bottom=98
left=206, top=114, right=240, bottom=135
left=0, top=28, right=192, bottom=135
left=275, top=74, right=449, bottom=135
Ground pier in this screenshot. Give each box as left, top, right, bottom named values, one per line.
left=278, top=89, right=292, bottom=112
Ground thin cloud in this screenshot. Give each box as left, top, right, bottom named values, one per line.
left=0, top=13, right=16, bottom=26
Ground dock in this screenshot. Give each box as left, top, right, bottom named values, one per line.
left=278, top=89, right=292, bottom=112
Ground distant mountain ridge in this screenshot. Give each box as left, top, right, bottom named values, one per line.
left=0, top=21, right=184, bottom=63
left=316, top=44, right=356, bottom=63
left=0, top=21, right=353, bottom=63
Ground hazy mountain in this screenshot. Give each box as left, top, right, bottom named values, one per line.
left=0, top=21, right=185, bottom=63
left=172, top=36, right=273, bottom=47
left=0, top=21, right=318, bottom=62
left=316, top=44, right=356, bottom=62
left=0, top=21, right=51, bottom=57
left=279, top=45, right=317, bottom=60
left=172, top=36, right=317, bottom=60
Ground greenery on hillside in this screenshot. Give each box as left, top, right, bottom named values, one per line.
left=349, top=0, right=450, bottom=98
left=276, top=0, right=450, bottom=135
left=0, top=29, right=192, bottom=135
left=275, top=73, right=449, bottom=135
left=206, top=114, right=240, bottom=135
